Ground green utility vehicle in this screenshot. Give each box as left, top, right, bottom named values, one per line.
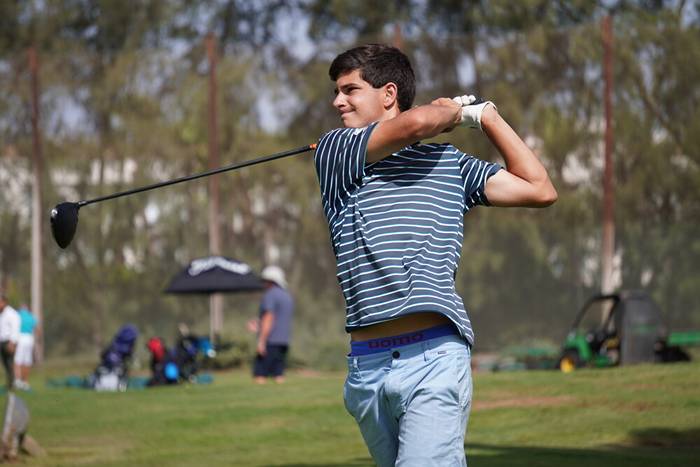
left=558, top=290, right=700, bottom=372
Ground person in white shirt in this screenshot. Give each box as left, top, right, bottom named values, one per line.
left=0, top=293, right=21, bottom=389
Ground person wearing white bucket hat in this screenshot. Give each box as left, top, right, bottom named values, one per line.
left=260, top=265, right=288, bottom=289
left=253, top=266, right=294, bottom=384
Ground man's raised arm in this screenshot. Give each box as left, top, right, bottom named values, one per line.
left=451, top=96, right=557, bottom=207
left=480, top=106, right=558, bottom=207
left=366, top=99, right=462, bottom=164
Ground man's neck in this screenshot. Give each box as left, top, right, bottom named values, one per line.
left=378, top=106, right=401, bottom=122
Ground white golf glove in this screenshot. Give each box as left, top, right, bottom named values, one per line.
left=452, top=94, right=496, bottom=130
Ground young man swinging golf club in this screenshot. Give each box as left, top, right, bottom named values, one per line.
left=313, top=44, right=557, bottom=466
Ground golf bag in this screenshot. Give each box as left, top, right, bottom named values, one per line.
left=90, top=324, right=139, bottom=391
left=175, top=334, right=200, bottom=382
left=145, top=333, right=212, bottom=386
left=146, top=337, right=180, bottom=386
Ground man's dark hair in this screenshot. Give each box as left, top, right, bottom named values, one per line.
left=329, top=44, right=416, bottom=112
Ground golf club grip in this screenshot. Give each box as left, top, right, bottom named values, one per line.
left=80, top=143, right=316, bottom=207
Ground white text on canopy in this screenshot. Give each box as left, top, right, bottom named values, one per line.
left=188, top=257, right=252, bottom=276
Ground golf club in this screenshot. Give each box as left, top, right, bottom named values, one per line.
left=50, top=143, right=316, bottom=249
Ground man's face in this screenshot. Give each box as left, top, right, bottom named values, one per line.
left=333, top=69, right=390, bottom=128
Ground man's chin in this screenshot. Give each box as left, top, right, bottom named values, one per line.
left=340, top=115, right=368, bottom=129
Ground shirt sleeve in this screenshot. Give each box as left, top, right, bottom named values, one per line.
left=9, top=312, right=20, bottom=343
left=458, top=151, right=502, bottom=210
left=314, top=123, right=378, bottom=220
left=260, top=290, right=276, bottom=315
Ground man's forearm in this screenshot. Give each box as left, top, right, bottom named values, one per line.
left=481, top=107, right=549, bottom=184
left=478, top=105, right=557, bottom=207
left=258, top=312, right=274, bottom=346
left=407, top=104, right=462, bottom=140
left=367, top=102, right=461, bottom=163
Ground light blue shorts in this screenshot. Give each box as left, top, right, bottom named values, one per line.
left=344, top=334, right=472, bottom=467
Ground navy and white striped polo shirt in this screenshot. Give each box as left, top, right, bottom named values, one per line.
left=314, top=123, right=501, bottom=345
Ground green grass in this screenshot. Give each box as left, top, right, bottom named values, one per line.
left=14, top=360, right=700, bottom=466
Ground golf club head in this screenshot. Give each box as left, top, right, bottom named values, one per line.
left=50, top=202, right=80, bottom=249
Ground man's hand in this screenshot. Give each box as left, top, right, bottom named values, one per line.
left=7, top=342, right=16, bottom=354
left=246, top=318, right=259, bottom=333
left=430, top=97, right=463, bottom=133
left=452, top=94, right=497, bottom=130
left=257, top=341, right=267, bottom=357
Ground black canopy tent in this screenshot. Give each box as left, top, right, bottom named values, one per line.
left=165, top=256, right=263, bottom=294
left=164, top=256, right=264, bottom=339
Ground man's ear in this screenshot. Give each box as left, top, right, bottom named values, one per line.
left=383, top=82, right=399, bottom=109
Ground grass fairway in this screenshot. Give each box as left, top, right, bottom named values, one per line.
left=16, top=360, right=700, bottom=466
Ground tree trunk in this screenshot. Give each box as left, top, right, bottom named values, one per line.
left=206, top=33, right=224, bottom=341
left=28, top=46, right=45, bottom=363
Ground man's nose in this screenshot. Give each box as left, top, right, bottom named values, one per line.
left=333, top=93, right=345, bottom=110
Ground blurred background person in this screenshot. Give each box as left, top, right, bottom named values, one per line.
left=252, top=266, right=294, bottom=384
left=13, top=304, right=38, bottom=390
left=0, top=293, right=20, bottom=390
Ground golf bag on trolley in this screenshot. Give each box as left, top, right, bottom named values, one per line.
left=89, top=324, right=139, bottom=391
left=174, top=334, right=201, bottom=382
left=146, top=337, right=180, bottom=386
left=145, top=334, right=214, bottom=385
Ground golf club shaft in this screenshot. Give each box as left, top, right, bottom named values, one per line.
left=78, top=143, right=316, bottom=207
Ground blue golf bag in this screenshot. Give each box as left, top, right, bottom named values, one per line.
left=90, top=324, right=139, bottom=391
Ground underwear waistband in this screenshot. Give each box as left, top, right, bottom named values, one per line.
left=350, top=324, right=459, bottom=356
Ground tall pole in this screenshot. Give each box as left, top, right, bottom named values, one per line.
left=601, top=15, right=616, bottom=296
left=28, top=46, right=45, bottom=363
left=206, top=34, right=224, bottom=342
left=392, top=22, right=404, bottom=50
